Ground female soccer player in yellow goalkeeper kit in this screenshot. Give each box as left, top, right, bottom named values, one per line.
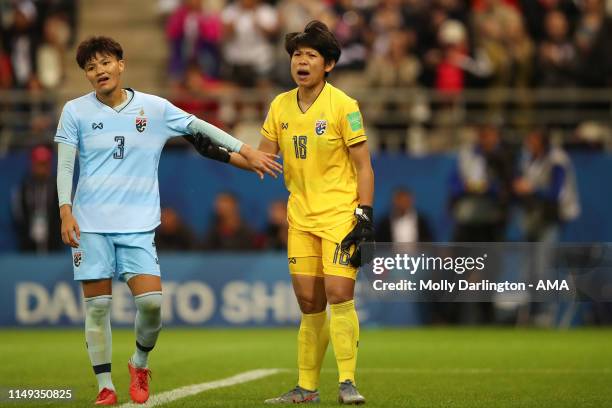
left=260, top=21, right=375, bottom=405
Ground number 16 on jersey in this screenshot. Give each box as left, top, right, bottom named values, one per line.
left=293, top=135, right=307, bottom=159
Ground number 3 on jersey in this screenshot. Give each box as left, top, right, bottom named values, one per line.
left=293, top=135, right=307, bottom=159
left=114, top=136, right=125, bottom=159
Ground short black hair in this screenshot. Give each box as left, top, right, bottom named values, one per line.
left=76, top=36, right=123, bottom=69
left=285, top=20, right=341, bottom=65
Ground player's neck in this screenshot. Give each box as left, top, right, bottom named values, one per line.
left=96, top=88, right=127, bottom=109
left=297, top=81, right=325, bottom=109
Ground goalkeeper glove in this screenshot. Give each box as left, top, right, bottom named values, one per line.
left=184, top=133, right=231, bottom=163
left=341, top=205, right=375, bottom=267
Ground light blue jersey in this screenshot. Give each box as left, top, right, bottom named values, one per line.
left=55, top=89, right=193, bottom=233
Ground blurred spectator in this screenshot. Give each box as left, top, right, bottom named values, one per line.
left=425, top=19, right=492, bottom=95
left=156, top=207, right=197, bottom=251
left=277, top=0, right=326, bottom=34
left=513, top=128, right=580, bottom=326
left=513, top=128, right=580, bottom=242
left=505, top=11, right=535, bottom=89
left=25, top=76, right=55, bottom=138
left=170, top=62, right=231, bottom=128
left=573, top=0, right=612, bottom=87
left=36, top=14, right=71, bottom=89
left=376, top=188, right=433, bottom=243
left=166, top=0, right=224, bottom=82
left=471, top=0, right=522, bottom=87
left=203, top=192, right=256, bottom=250
left=504, top=11, right=535, bottom=126
left=366, top=29, right=421, bottom=89
left=12, top=145, right=62, bottom=253
left=221, top=0, right=278, bottom=87
left=472, top=1, right=534, bottom=122
left=365, top=29, right=427, bottom=131
left=4, top=0, right=38, bottom=88
left=448, top=124, right=514, bottom=324
left=416, top=2, right=455, bottom=65
left=449, top=125, right=513, bottom=242
left=366, top=0, right=408, bottom=59
left=327, top=0, right=368, bottom=88
left=0, top=37, right=13, bottom=89
left=35, top=0, right=78, bottom=47
left=520, top=0, right=579, bottom=43
left=537, top=10, right=577, bottom=87
left=265, top=199, right=288, bottom=250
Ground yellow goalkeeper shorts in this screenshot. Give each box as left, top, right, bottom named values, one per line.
left=287, top=219, right=358, bottom=280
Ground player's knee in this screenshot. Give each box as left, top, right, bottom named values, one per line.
left=296, top=296, right=327, bottom=314
left=85, top=295, right=112, bottom=324
left=134, top=292, right=162, bottom=316
left=325, top=289, right=353, bottom=306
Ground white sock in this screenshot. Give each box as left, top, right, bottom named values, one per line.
left=131, top=291, right=162, bottom=368
left=95, top=372, right=114, bottom=391
left=84, top=295, right=115, bottom=391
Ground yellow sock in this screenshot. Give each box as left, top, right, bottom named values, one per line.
left=297, top=310, right=329, bottom=391
left=330, top=299, right=359, bottom=384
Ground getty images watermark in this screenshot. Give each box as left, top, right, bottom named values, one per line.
left=359, top=243, right=612, bottom=302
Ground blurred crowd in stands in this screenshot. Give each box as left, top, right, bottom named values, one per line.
left=3, top=0, right=609, bottom=92
left=0, top=0, right=76, bottom=90
left=0, top=0, right=76, bottom=141
left=1, top=0, right=611, bottom=147
left=162, top=0, right=612, bottom=150
left=162, top=0, right=612, bottom=90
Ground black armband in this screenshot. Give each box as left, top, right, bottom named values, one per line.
left=184, top=133, right=231, bottom=163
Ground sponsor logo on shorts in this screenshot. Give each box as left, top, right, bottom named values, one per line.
left=288, top=257, right=297, bottom=264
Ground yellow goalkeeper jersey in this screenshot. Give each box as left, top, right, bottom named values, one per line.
left=261, top=82, right=367, bottom=231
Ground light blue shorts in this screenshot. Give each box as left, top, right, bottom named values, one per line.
left=71, top=230, right=160, bottom=281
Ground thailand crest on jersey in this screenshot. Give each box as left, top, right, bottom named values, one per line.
left=135, top=117, right=147, bottom=133
left=315, top=119, right=327, bottom=136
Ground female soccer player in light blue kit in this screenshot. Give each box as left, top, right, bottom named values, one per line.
left=55, top=36, right=281, bottom=405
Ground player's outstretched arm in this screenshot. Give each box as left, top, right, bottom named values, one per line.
left=184, top=133, right=281, bottom=177
left=186, top=118, right=281, bottom=178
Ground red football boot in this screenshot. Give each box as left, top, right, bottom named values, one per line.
left=94, top=388, right=117, bottom=405
left=128, top=361, right=151, bottom=404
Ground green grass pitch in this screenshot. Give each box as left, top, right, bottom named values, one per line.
left=0, top=328, right=610, bottom=407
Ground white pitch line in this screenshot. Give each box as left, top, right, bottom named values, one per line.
left=321, top=368, right=612, bottom=374
left=119, top=368, right=285, bottom=408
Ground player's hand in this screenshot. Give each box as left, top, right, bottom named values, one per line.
left=341, top=205, right=376, bottom=267
left=240, top=144, right=282, bottom=180
left=60, top=206, right=80, bottom=248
